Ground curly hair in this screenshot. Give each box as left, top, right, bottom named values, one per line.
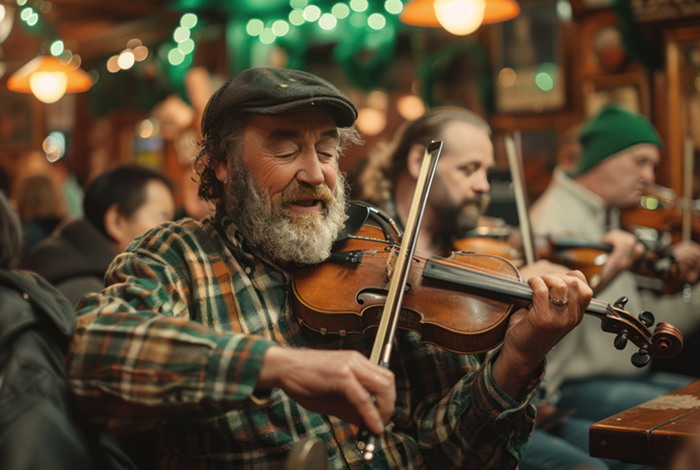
left=195, top=114, right=250, bottom=202
left=194, top=113, right=363, bottom=202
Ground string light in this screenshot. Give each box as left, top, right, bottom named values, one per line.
left=368, top=12, right=386, bottom=29
left=180, top=13, right=198, bottom=29
left=332, top=3, right=350, bottom=18
left=319, top=13, right=337, bottom=30
left=303, top=5, right=321, bottom=21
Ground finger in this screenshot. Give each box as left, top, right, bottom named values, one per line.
left=565, top=269, right=587, bottom=284
left=541, top=274, right=569, bottom=310
left=352, top=362, right=396, bottom=425
left=341, top=376, right=385, bottom=434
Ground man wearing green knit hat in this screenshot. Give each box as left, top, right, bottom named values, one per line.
left=522, top=104, right=700, bottom=470
left=576, top=103, right=662, bottom=176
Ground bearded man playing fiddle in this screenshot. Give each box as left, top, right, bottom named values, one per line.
left=66, top=68, right=591, bottom=470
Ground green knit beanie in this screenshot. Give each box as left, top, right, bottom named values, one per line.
left=576, top=104, right=661, bottom=175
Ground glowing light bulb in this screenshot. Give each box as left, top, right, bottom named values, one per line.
left=29, top=71, right=68, bottom=103
left=434, top=0, right=485, bottom=35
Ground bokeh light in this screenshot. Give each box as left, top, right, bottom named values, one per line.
left=535, top=72, right=554, bottom=91
left=396, top=95, right=425, bottom=121
left=134, top=45, right=149, bottom=61
left=303, top=5, right=321, bottom=21
left=107, top=55, right=120, bottom=73
left=50, top=40, right=64, bottom=57
left=350, top=0, right=368, bottom=12
left=173, top=26, right=191, bottom=43
left=332, top=3, right=350, bottom=18
left=126, top=38, right=142, bottom=49
left=118, top=50, right=135, bottom=70
left=319, top=13, right=337, bottom=30
left=181, top=13, right=198, bottom=29
left=247, top=18, right=264, bottom=36
left=168, top=48, right=185, bottom=66
left=272, top=20, right=290, bottom=36
left=368, top=13, right=386, bottom=29
left=289, top=9, right=305, bottom=25
left=498, top=67, right=517, bottom=88
left=385, top=0, right=403, bottom=14
left=178, top=39, right=195, bottom=55
left=260, top=28, right=276, bottom=44
left=356, top=108, right=386, bottom=136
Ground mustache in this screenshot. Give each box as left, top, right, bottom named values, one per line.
left=277, top=180, right=335, bottom=209
left=460, top=193, right=490, bottom=212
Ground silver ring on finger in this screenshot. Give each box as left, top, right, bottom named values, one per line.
left=549, top=296, right=568, bottom=307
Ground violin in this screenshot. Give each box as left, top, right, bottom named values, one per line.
left=293, top=210, right=683, bottom=362
left=621, top=185, right=700, bottom=246
left=453, top=230, right=613, bottom=286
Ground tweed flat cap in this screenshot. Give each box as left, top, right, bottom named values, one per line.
left=201, top=67, right=358, bottom=137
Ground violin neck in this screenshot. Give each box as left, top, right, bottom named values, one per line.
left=423, top=259, right=611, bottom=320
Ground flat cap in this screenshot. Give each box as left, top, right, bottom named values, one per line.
left=201, top=67, right=358, bottom=137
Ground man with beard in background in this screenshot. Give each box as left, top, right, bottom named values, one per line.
left=360, top=106, right=564, bottom=275
left=66, top=69, right=592, bottom=469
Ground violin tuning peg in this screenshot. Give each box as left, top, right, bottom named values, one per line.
left=613, top=296, right=629, bottom=309
left=638, top=310, right=655, bottom=327
left=631, top=349, right=651, bottom=368
left=614, top=332, right=628, bottom=350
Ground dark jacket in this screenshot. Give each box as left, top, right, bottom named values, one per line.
left=21, top=219, right=116, bottom=306
left=0, top=269, right=135, bottom=470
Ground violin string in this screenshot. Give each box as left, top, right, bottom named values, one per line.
left=408, top=248, right=535, bottom=298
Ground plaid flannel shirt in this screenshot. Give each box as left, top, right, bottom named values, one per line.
left=67, top=215, right=542, bottom=469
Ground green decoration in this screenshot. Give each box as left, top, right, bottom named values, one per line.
left=417, top=41, right=493, bottom=116
left=613, top=0, right=663, bottom=71
left=333, top=17, right=398, bottom=90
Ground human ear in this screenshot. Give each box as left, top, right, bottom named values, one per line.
left=214, top=160, right=228, bottom=183
left=103, top=204, right=128, bottom=249
left=406, top=144, right=427, bottom=180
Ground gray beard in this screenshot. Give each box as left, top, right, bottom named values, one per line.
left=223, top=159, right=348, bottom=265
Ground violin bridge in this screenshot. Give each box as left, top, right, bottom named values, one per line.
left=387, top=247, right=397, bottom=280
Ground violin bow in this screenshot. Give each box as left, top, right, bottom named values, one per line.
left=359, top=141, right=444, bottom=461
left=504, top=131, right=537, bottom=265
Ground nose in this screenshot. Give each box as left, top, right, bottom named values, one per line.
left=472, top=169, right=490, bottom=194
left=296, top=148, right=326, bottom=186
left=641, top=163, right=656, bottom=186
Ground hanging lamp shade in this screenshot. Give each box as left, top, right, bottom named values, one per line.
left=400, top=0, right=520, bottom=31
left=7, top=55, right=93, bottom=103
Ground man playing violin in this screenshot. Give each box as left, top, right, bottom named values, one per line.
left=526, top=104, right=700, bottom=470
left=66, top=68, right=592, bottom=470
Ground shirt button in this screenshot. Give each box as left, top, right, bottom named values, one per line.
left=245, top=267, right=252, bottom=274
left=22, top=293, right=29, bottom=300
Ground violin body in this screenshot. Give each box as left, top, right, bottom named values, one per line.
left=294, top=226, right=523, bottom=355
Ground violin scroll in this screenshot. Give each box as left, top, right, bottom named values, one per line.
left=599, top=298, right=684, bottom=367
left=649, top=322, right=684, bottom=359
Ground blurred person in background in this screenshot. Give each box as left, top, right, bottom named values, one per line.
left=15, top=172, right=67, bottom=255
left=0, top=164, right=11, bottom=198
left=22, top=164, right=175, bottom=306
left=0, top=190, right=136, bottom=470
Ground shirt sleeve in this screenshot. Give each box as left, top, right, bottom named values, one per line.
left=393, top=334, right=543, bottom=469
left=66, top=225, right=278, bottom=432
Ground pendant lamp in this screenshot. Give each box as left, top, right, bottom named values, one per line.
left=400, top=0, right=520, bottom=35
left=7, top=55, right=93, bottom=104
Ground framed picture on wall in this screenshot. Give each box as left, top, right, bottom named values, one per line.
left=491, top=1, right=567, bottom=114
left=583, top=72, right=650, bottom=117
left=0, top=92, right=42, bottom=149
